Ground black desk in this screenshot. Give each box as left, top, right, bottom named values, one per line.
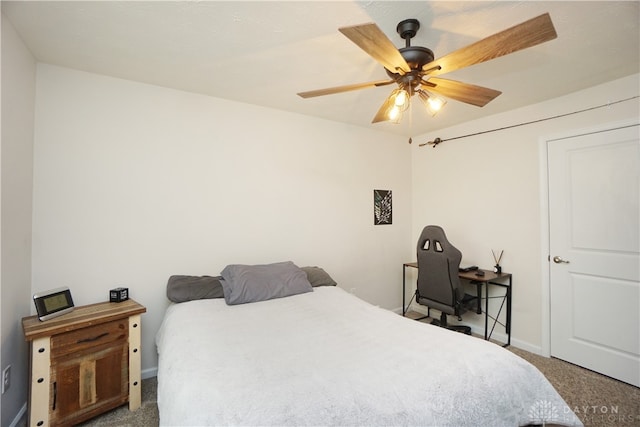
left=402, top=262, right=512, bottom=347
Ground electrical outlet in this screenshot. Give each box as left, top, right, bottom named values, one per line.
left=2, top=365, right=10, bottom=394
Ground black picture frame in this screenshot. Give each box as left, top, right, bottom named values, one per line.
left=374, top=190, right=392, bottom=225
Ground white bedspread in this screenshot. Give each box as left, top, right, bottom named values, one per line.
left=156, top=286, right=582, bottom=426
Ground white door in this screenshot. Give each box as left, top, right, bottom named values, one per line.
left=548, top=123, right=640, bottom=387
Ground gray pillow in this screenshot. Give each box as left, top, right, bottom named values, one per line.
left=166, top=275, right=224, bottom=303
left=220, top=261, right=313, bottom=305
left=301, top=266, right=337, bottom=287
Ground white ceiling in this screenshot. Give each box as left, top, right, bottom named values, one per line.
left=3, top=1, right=639, bottom=137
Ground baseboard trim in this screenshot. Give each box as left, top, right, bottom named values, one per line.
left=142, top=367, right=158, bottom=379
left=8, top=402, right=27, bottom=427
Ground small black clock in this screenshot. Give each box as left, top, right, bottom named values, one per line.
left=110, top=287, right=129, bottom=303
left=33, top=287, right=75, bottom=321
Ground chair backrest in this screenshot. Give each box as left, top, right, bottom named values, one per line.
left=415, top=225, right=463, bottom=315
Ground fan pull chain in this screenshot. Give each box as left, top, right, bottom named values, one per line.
left=407, top=87, right=414, bottom=144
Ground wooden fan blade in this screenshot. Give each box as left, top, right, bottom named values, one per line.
left=297, top=79, right=394, bottom=98
left=339, top=23, right=411, bottom=74
left=423, top=13, right=557, bottom=77
left=425, top=77, right=502, bottom=107
left=371, top=98, right=392, bottom=123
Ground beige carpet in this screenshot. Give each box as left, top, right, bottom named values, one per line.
left=510, top=347, right=640, bottom=427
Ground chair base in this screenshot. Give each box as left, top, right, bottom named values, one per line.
left=431, top=316, right=472, bottom=335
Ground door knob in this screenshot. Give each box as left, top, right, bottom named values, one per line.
left=553, top=256, right=570, bottom=264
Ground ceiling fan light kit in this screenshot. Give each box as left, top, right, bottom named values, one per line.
left=417, top=90, right=446, bottom=117
left=297, top=13, right=557, bottom=126
left=380, top=88, right=410, bottom=123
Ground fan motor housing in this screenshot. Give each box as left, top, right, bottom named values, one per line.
left=400, top=46, right=434, bottom=69
left=385, top=46, right=435, bottom=85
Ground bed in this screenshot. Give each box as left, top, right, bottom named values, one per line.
left=155, top=263, right=582, bottom=426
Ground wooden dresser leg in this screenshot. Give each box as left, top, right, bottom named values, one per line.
left=128, top=314, right=142, bottom=410
left=30, top=337, right=51, bottom=427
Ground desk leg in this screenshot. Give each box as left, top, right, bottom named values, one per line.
left=506, top=277, right=512, bottom=345
left=484, top=287, right=489, bottom=340
left=475, top=282, right=482, bottom=314
left=402, top=265, right=406, bottom=316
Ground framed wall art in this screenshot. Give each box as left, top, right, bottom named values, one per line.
left=374, top=190, right=392, bottom=225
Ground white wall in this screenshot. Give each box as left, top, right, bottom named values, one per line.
left=1, top=12, right=36, bottom=427
left=410, top=74, right=639, bottom=351
left=31, top=64, right=413, bottom=373
left=13, top=47, right=640, bottom=424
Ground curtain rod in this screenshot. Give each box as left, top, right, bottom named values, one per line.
left=418, top=95, right=640, bottom=148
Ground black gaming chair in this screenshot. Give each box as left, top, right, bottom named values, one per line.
left=415, top=225, right=471, bottom=334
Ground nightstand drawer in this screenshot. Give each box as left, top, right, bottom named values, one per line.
left=51, top=319, right=127, bottom=357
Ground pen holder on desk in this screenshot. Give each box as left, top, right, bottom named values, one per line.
left=494, top=265, right=502, bottom=274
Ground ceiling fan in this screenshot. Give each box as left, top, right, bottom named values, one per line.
left=298, top=13, right=557, bottom=125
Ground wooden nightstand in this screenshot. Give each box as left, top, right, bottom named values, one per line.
left=22, top=299, right=146, bottom=427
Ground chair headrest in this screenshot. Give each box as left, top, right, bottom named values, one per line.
left=417, top=225, right=457, bottom=254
